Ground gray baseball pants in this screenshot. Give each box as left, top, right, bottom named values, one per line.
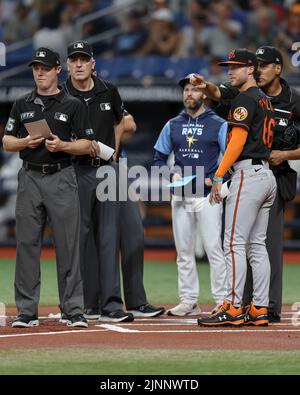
left=224, top=160, right=277, bottom=307
left=15, top=166, right=84, bottom=318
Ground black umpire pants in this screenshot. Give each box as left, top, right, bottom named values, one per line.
left=243, top=188, right=284, bottom=314
left=75, top=163, right=123, bottom=313
left=80, top=161, right=148, bottom=310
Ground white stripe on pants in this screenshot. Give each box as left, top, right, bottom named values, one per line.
left=171, top=195, right=226, bottom=304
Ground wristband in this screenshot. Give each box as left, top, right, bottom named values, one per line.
left=213, top=177, right=223, bottom=182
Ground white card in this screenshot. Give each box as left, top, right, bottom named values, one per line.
left=97, top=142, right=115, bottom=161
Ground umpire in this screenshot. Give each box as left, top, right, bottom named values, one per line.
left=64, top=40, right=133, bottom=322
left=253, top=46, right=300, bottom=321
left=3, top=47, right=92, bottom=328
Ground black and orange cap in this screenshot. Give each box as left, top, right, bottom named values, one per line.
left=218, top=49, right=258, bottom=68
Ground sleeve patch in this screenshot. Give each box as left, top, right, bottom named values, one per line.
left=233, top=107, right=248, bottom=121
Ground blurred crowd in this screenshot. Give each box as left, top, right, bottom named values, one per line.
left=0, top=0, right=300, bottom=70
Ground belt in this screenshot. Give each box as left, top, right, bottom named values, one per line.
left=229, top=159, right=266, bottom=174
left=23, top=161, right=72, bottom=174
left=76, top=157, right=103, bottom=168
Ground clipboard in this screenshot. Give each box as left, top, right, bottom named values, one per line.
left=24, top=119, right=52, bottom=139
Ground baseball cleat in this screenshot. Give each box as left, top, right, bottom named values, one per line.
left=83, top=308, right=100, bottom=321
left=12, top=315, right=39, bottom=328
left=244, top=303, right=269, bottom=326
left=98, top=310, right=134, bottom=323
left=127, top=304, right=165, bottom=318
left=167, top=303, right=201, bottom=316
left=65, top=314, right=88, bottom=328
left=197, top=301, right=244, bottom=326
left=211, top=303, right=223, bottom=314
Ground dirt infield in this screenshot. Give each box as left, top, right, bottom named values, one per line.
left=1, top=305, right=299, bottom=351
left=1, top=247, right=300, bottom=263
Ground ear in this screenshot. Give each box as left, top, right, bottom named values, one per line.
left=56, top=65, right=62, bottom=75
left=92, top=58, right=96, bottom=69
left=275, top=64, right=282, bottom=76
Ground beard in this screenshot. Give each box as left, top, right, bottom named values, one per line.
left=184, top=98, right=203, bottom=111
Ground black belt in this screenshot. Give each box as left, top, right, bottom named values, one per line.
left=76, top=157, right=103, bottom=168
left=252, top=159, right=264, bottom=165
left=23, top=161, right=72, bottom=174
left=229, top=159, right=265, bottom=174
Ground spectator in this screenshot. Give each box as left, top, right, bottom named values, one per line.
left=243, top=6, right=279, bottom=50
left=3, top=3, right=39, bottom=43
left=199, top=0, right=243, bottom=58
left=138, top=8, right=182, bottom=56
left=180, top=0, right=208, bottom=56
left=114, top=10, right=148, bottom=56
left=277, top=3, right=300, bottom=56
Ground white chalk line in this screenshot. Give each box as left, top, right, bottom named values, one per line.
left=0, top=328, right=108, bottom=339
left=0, top=325, right=300, bottom=339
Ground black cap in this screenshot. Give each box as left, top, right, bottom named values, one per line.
left=255, top=46, right=283, bottom=65
left=178, top=73, right=196, bottom=88
left=67, top=41, right=93, bottom=58
left=218, top=49, right=258, bottom=68
left=28, top=47, right=60, bottom=68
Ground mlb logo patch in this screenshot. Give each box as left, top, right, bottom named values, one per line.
left=256, top=48, right=264, bottom=55
left=54, top=112, right=68, bottom=122
left=36, top=51, right=46, bottom=57
left=100, top=103, right=111, bottom=111
left=278, top=118, right=288, bottom=127
left=74, top=42, right=84, bottom=49
left=85, top=129, right=94, bottom=136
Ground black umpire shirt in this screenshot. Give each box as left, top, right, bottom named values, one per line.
left=4, top=88, right=94, bottom=164
left=63, top=76, right=124, bottom=163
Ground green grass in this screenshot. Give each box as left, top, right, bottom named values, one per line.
left=0, top=259, right=300, bottom=306
left=1, top=259, right=300, bottom=375
left=0, top=348, right=299, bottom=375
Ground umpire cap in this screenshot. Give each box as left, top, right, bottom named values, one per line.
left=68, top=41, right=94, bottom=58
left=255, top=46, right=283, bottom=65
left=28, top=47, right=61, bottom=68
left=218, top=49, right=258, bottom=68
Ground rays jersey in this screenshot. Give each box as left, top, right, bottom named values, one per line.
left=154, top=108, right=227, bottom=196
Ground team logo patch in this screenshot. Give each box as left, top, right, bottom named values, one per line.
left=36, top=51, right=46, bottom=58
left=233, top=107, right=248, bottom=121
left=20, top=111, right=35, bottom=121
left=100, top=103, right=111, bottom=111
left=229, top=50, right=235, bottom=59
left=54, top=112, right=68, bottom=122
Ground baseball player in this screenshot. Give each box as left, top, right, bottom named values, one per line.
left=153, top=74, right=228, bottom=316
left=193, top=46, right=300, bottom=322
left=3, top=47, right=92, bottom=328
left=196, top=49, right=277, bottom=327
